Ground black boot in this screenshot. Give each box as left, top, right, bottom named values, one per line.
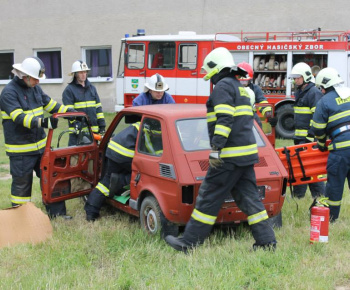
left=252, top=241, right=277, bottom=251
left=86, top=212, right=100, bottom=222
left=165, top=235, right=194, bottom=254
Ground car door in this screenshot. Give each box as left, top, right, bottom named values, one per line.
left=40, top=112, right=100, bottom=204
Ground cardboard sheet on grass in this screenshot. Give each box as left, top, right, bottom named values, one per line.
left=0, top=202, right=52, bottom=249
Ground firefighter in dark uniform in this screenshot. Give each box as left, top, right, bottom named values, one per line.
left=289, top=62, right=325, bottom=198
left=62, top=60, right=106, bottom=145
left=0, top=57, right=73, bottom=218
left=84, top=122, right=140, bottom=221
left=165, top=47, right=276, bottom=253
left=237, top=62, right=277, bottom=128
left=312, top=67, right=350, bottom=222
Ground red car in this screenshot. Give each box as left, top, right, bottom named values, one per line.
left=40, top=104, right=288, bottom=235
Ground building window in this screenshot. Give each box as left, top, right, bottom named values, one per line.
left=35, top=49, right=63, bottom=83
left=83, top=47, right=113, bottom=82
left=0, top=51, right=14, bottom=84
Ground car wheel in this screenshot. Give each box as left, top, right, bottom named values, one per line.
left=140, top=196, right=162, bottom=235
left=275, top=104, right=295, bottom=139
left=268, top=211, right=282, bottom=229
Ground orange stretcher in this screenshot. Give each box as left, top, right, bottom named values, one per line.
left=275, top=141, right=330, bottom=186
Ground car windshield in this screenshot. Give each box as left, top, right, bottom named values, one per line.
left=176, top=118, right=265, bottom=151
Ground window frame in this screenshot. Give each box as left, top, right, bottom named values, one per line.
left=82, top=46, right=113, bottom=83
left=34, top=48, right=63, bottom=84
left=0, top=50, right=15, bottom=85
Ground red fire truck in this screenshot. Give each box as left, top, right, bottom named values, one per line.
left=115, top=29, right=350, bottom=139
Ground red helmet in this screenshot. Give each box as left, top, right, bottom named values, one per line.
left=237, top=62, right=253, bottom=80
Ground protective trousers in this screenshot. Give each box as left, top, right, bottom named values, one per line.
left=9, top=154, right=67, bottom=216
left=85, top=159, right=131, bottom=216
left=183, top=163, right=276, bottom=246
left=293, top=138, right=325, bottom=198
left=325, top=149, right=350, bottom=221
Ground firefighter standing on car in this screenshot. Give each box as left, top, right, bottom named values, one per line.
left=0, top=57, right=74, bottom=218
left=237, top=62, right=277, bottom=128
left=312, top=67, right=350, bottom=222
left=84, top=122, right=140, bottom=221
left=62, top=60, right=106, bottom=145
left=165, top=47, right=277, bottom=253
left=132, top=73, right=175, bottom=106
left=289, top=62, right=325, bottom=199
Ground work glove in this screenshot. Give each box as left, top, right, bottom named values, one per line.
left=99, top=126, right=106, bottom=135
left=72, top=121, right=82, bottom=133
left=267, top=117, right=278, bottom=127
left=209, top=147, right=223, bottom=168
left=317, top=143, right=328, bottom=152
left=40, top=116, right=58, bottom=129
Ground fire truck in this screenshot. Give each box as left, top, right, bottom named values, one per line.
left=115, top=29, right=350, bottom=139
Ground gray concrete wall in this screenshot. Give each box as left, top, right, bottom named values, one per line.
left=0, top=0, right=349, bottom=112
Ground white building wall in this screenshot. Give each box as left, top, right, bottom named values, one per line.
left=0, top=0, right=349, bottom=112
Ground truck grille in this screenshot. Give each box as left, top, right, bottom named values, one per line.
left=198, top=160, right=209, bottom=171
left=159, top=163, right=176, bottom=179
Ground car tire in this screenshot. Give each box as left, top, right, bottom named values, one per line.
left=140, top=196, right=162, bottom=235
left=275, top=104, right=295, bottom=139
left=268, top=211, right=282, bottom=229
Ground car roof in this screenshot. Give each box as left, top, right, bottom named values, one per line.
left=122, top=104, right=207, bottom=120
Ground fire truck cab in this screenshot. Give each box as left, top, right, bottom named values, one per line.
left=116, top=29, right=350, bottom=139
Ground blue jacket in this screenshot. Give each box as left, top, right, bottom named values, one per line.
left=132, top=92, right=175, bottom=106
left=312, top=89, right=350, bottom=151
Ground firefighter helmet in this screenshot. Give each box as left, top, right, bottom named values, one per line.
left=12, top=57, right=46, bottom=79
left=315, top=67, right=344, bottom=89
left=201, top=47, right=236, bottom=81
left=69, top=60, right=90, bottom=76
left=144, top=73, right=169, bottom=92
left=289, top=62, right=314, bottom=83
left=237, top=62, right=253, bottom=80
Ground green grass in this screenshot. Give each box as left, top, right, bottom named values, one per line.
left=1, top=115, right=350, bottom=289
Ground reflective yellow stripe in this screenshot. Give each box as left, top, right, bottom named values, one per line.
left=44, top=99, right=57, bottom=112
left=108, top=140, right=134, bottom=158
left=248, top=210, right=269, bottom=225
left=214, top=124, right=231, bottom=138
left=327, top=199, right=341, bottom=206
left=96, top=182, right=110, bottom=197
left=329, top=110, right=350, bottom=123
left=261, top=106, right=271, bottom=116
left=91, top=126, right=99, bottom=133
left=74, top=101, right=96, bottom=108
left=23, top=114, right=34, bottom=129
left=10, top=109, right=23, bottom=121
left=294, top=107, right=312, bottom=114
left=221, top=144, right=258, bottom=158
left=1, top=111, right=11, bottom=119
left=96, top=102, right=102, bottom=108
left=133, top=122, right=140, bottom=130
left=65, top=104, right=75, bottom=109
left=11, top=195, right=31, bottom=204
left=57, top=105, right=69, bottom=113
left=207, top=112, right=217, bottom=123
left=239, top=87, right=249, bottom=98
left=23, top=107, right=43, bottom=116
left=5, top=137, right=47, bottom=153
left=191, top=209, right=216, bottom=225
left=234, top=105, right=253, bottom=116
left=328, top=140, right=350, bottom=151
left=295, top=129, right=308, bottom=137
left=312, top=121, right=327, bottom=129
left=97, top=113, right=104, bottom=119
left=214, top=104, right=235, bottom=116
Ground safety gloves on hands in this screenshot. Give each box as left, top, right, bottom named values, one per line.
left=99, top=126, right=106, bottom=135
left=317, top=143, right=328, bottom=152
left=209, top=146, right=223, bottom=168
left=39, top=116, right=58, bottom=129
left=264, top=111, right=278, bottom=127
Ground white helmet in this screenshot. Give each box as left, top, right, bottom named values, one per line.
left=201, top=47, right=237, bottom=81
left=69, top=60, right=90, bottom=76
left=289, top=62, right=314, bottom=83
left=315, top=67, right=344, bottom=89
left=12, top=57, right=46, bottom=79
left=144, top=74, right=169, bottom=92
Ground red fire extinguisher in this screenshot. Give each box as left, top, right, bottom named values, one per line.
left=309, top=198, right=330, bottom=243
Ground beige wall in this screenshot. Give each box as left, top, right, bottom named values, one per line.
left=1, top=0, right=349, bottom=112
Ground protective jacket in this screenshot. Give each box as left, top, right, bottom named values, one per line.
left=207, top=73, right=258, bottom=166
left=106, top=122, right=140, bottom=164
left=62, top=79, right=105, bottom=133
left=0, top=76, right=71, bottom=156
left=294, top=82, right=323, bottom=140
left=132, top=92, right=175, bottom=106
left=312, top=89, right=350, bottom=151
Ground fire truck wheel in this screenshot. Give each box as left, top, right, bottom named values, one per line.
left=275, top=104, right=295, bottom=139
left=268, top=211, right=282, bottom=229
left=140, top=196, right=162, bottom=235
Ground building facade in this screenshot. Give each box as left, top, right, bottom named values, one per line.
left=0, top=0, right=349, bottom=112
